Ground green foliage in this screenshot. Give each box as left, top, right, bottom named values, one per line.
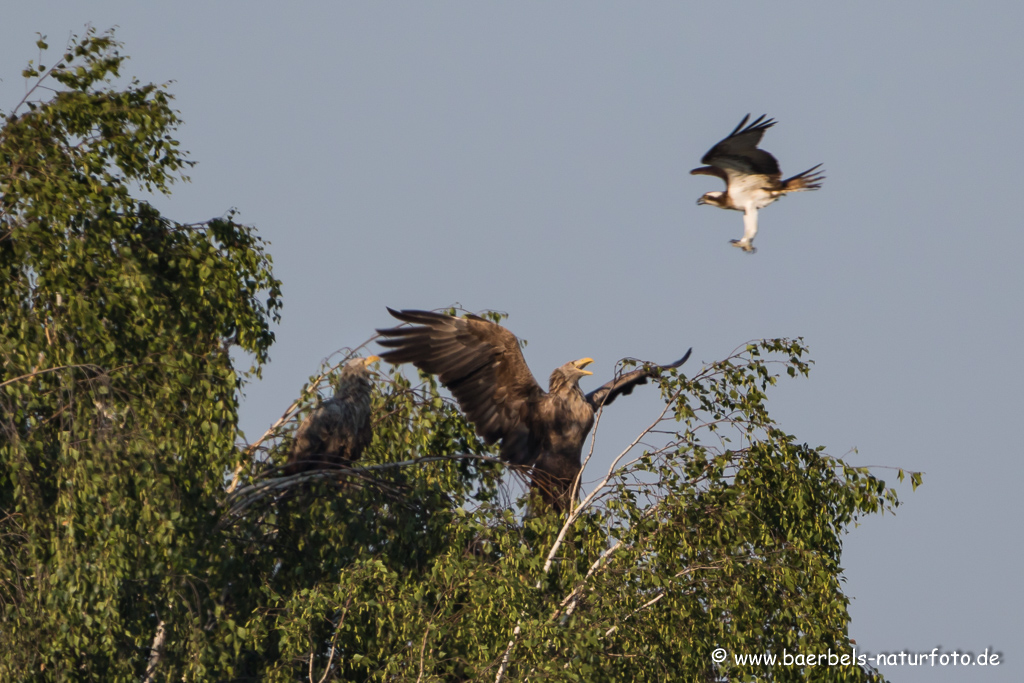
left=0, top=29, right=918, bottom=683
left=0, top=29, right=280, bottom=680
left=218, top=342, right=906, bottom=683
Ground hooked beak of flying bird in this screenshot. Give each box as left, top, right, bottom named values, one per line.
left=573, top=358, right=594, bottom=376
left=696, top=196, right=707, bottom=206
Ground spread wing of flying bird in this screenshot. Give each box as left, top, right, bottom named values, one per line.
left=284, top=356, right=379, bottom=475
left=691, top=114, right=824, bottom=253
left=376, top=308, right=691, bottom=512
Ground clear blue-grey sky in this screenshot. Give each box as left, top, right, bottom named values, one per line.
left=3, top=3, right=1021, bottom=680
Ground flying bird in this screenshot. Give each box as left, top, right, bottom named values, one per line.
left=284, top=356, right=379, bottom=475
left=692, top=114, right=824, bottom=253
left=376, top=308, right=691, bottom=512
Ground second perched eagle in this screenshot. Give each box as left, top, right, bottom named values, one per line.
left=376, top=308, right=691, bottom=512
left=284, top=355, right=379, bottom=475
left=692, top=114, right=824, bottom=253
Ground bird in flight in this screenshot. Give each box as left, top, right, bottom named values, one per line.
left=691, top=114, right=824, bottom=253
left=376, top=308, right=691, bottom=512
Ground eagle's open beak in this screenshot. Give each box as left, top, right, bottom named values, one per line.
left=696, top=197, right=707, bottom=206
left=574, top=358, right=594, bottom=375
left=364, top=355, right=381, bottom=365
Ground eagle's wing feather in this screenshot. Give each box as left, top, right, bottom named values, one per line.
left=377, top=308, right=543, bottom=448
left=586, top=349, right=692, bottom=409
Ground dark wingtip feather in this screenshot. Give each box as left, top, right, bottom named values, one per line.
left=386, top=307, right=425, bottom=323
left=728, top=113, right=752, bottom=137
left=719, top=114, right=777, bottom=143
left=665, top=347, right=693, bottom=369
left=375, top=324, right=419, bottom=338
left=384, top=308, right=461, bottom=328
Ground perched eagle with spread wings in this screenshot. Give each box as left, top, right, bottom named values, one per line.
left=376, top=308, right=691, bottom=512
left=692, top=114, right=824, bottom=253
left=284, top=356, right=379, bottom=475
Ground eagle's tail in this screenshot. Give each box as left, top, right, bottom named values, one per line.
left=781, top=164, right=825, bottom=192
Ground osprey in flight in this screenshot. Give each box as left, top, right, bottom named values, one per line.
left=691, top=114, right=824, bottom=253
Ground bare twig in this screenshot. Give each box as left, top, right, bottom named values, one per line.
left=0, top=363, right=103, bottom=389
left=558, top=503, right=665, bottom=621
left=415, top=625, right=431, bottom=683
left=221, top=453, right=505, bottom=525
left=225, top=380, right=326, bottom=494
left=569, top=403, right=604, bottom=515
left=542, top=391, right=680, bottom=576
left=10, top=42, right=72, bottom=117
left=602, top=564, right=722, bottom=637
left=307, top=640, right=315, bottom=683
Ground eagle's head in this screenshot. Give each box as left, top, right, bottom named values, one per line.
left=336, top=355, right=380, bottom=389
left=549, top=358, right=594, bottom=393
left=342, top=355, right=380, bottom=373
left=697, top=191, right=726, bottom=208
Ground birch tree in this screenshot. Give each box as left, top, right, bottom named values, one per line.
left=0, top=29, right=281, bottom=680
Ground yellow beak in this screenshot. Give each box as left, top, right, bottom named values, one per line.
left=364, top=355, right=381, bottom=365
left=574, top=357, right=594, bottom=375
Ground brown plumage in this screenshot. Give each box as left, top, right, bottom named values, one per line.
left=284, top=356, right=379, bottom=475
left=376, top=308, right=691, bottom=511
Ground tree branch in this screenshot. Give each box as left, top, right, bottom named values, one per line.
left=222, top=453, right=504, bottom=524
left=141, top=619, right=166, bottom=683
left=493, top=622, right=522, bottom=683
left=0, top=363, right=103, bottom=389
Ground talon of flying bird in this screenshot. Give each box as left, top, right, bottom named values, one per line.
left=729, top=239, right=756, bottom=254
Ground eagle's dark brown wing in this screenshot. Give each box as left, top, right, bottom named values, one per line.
left=376, top=308, right=543, bottom=451
left=694, top=114, right=781, bottom=177
left=586, top=349, right=692, bottom=409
